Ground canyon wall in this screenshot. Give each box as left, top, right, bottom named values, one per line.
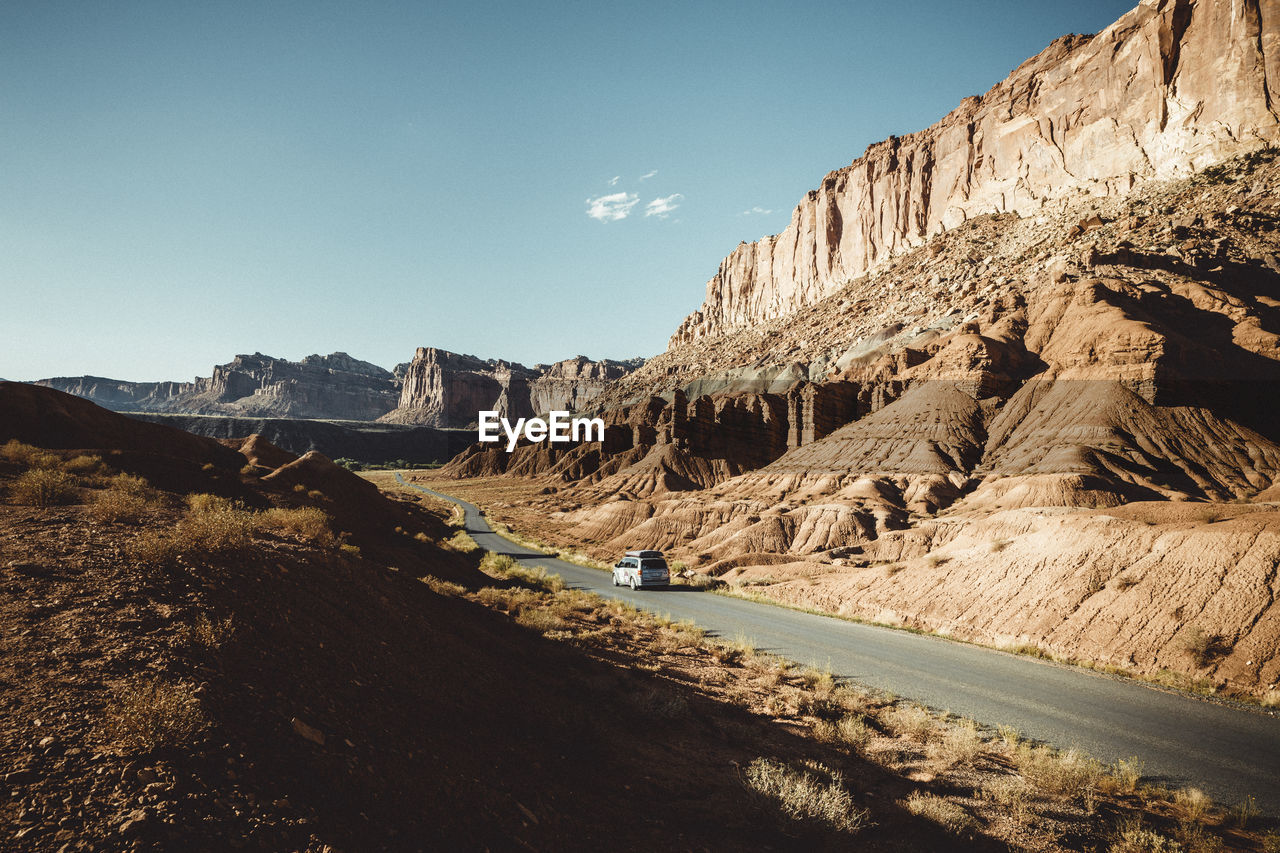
left=383, top=348, right=642, bottom=428
left=671, top=0, right=1280, bottom=345
left=38, top=349, right=643, bottom=426
left=36, top=352, right=400, bottom=420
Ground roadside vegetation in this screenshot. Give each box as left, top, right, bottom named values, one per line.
left=419, top=529, right=1275, bottom=852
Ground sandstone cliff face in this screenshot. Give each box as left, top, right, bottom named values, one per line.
left=36, top=352, right=401, bottom=420
left=34, top=377, right=188, bottom=412
left=383, top=349, right=642, bottom=428
left=174, top=352, right=401, bottom=420
left=528, top=356, right=645, bottom=416
left=672, top=0, right=1280, bottom=345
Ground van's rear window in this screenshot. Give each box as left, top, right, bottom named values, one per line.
left=640, top=559, right=667, bottom=570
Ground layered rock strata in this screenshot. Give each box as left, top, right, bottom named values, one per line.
left=37, top=352, right=401, bottom=421
left=381, top=348, right=642, bottom=428
left=672, top=0, right=1280, bottom=344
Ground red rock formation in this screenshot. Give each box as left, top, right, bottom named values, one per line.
left=672, top=0, right=1280, bottom=345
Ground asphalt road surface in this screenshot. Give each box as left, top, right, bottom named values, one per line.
left=399, top=476, right=1280, bottom=815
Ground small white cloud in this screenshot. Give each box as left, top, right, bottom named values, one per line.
left=742, top=206, right=773, bottom=215
left=639, top=169, right=658, bottom=181
left=586, top=192, right=639, bottom=222
left=607, top=175, right=620, bottom=186
left=644, top=193, right=684, bottom=219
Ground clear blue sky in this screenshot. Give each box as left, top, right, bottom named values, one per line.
left=1, top=0, right=1135, bottom=381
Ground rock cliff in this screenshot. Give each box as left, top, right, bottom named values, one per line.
left=529, top=356, right=645, bottom=416
left=36, top=352, right=400, bottom=420
left=167, top=352, right=401, bottom=420
left=382, top=348, right=642, bottom=428
left=672, top=0, right=1280, bottom=345
left=34, top=377, right=189, bottom=412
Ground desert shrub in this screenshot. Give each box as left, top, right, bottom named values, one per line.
left=339, top=543, right=362, bottom=557
left=927, top=718, right=984, bottom=769
left=443, top=530, right=479, bottom=552
left=1173, top=787, right=1212, bottom=822
left=997, top=724, right=1022, bottom=750
left=1181, top=628, right=1227, bottom=667
left=481, top=552, right=565, bottom=592
left=179, top=494, right=256, bottom=553
left=799, top=666, right=835, bottom=692
left=0, top=440, right=61, bottom=469
left=125, top=529, right=183, bottom=565
left=904, top=792, right=975, bottom=833
left=183, top=613, right=235, bottom=650
left=421, top=574, right=467, bottom=596
left=881, top=704, right=935, bottom=742
left=260, top=506, right=334, bottom=546
left=11, top=467, right=78, bottom=507
left=979, top=776, right=1032, bottom=823
left=815, top=713, right=873, bottom=750
left=90, top=488, right=151, bottom=523
left=1110, top=819, right=1183, bottom=853
left=1229, top=796, right=1260, bottom=829
left=62, top=454, right=103, bottom=474
left=744, top=758, right=868, bottom=833
left=1013, top=744, right=1104, bottom=800
left=90, top=473, right=158, bottom=522
left=990, top=538, right=1012, bottom=553
left=1111, top=757, right=1144, bottom=794
left=101, top=679, right=206, bottom=752
left=514, top=608, right=567, bottom=633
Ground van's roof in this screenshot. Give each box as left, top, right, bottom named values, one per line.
left=625, top=549, right=664, bottom=558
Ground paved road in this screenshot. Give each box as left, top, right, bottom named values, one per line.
left=399, top=475, right=1280, bottom=814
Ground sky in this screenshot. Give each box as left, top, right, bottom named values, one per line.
left=0, top=0, right=1136, bottom=382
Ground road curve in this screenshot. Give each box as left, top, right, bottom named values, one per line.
left=399, top=476, right=1280, bottom=814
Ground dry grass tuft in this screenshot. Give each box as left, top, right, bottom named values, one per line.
left=183, top=613, right=235, bottom=650
left=90, top=473, right=158, bottom=523
left=443, top=529, right=479, bottom=552
left=11, top=467, right=79, bottom=507
left=814, top=713, right=874, bottom=750
left=1110, top=819, right=1182, bottom=853
left=481, top=552, right=566, bottom=592
left=514, top=608, right=567, bottom=633
left=744, top=757, right=868, bottom=833
left=62, top=454, right=104, bottom=474
left=927, top=718, right=985, bottom=769
left=179, top=494, right=257, bottom=553
left=421, top=574, right=467, bottom=596
left=1180, top=628, right=1226, bottom=668
left=881, top=704, right=935, bottom=742
left=101, top=679, right=206, bottom=753
left=1013, top=744, right=1104, bottom=801
left=260, top=506, right=334, bottom=546
left=905, top=791, right=975, bottom=833
left=979, top=775, right=1033, bottom=823
left=0, top=439, right=62, bottom=469
left=1173, top=787, right=1212, bottom=822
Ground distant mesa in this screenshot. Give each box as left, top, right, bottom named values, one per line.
left=33, top=349, right=645, bottom=429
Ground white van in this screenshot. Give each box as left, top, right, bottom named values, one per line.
left=611, top=550, right=670, bottom=589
